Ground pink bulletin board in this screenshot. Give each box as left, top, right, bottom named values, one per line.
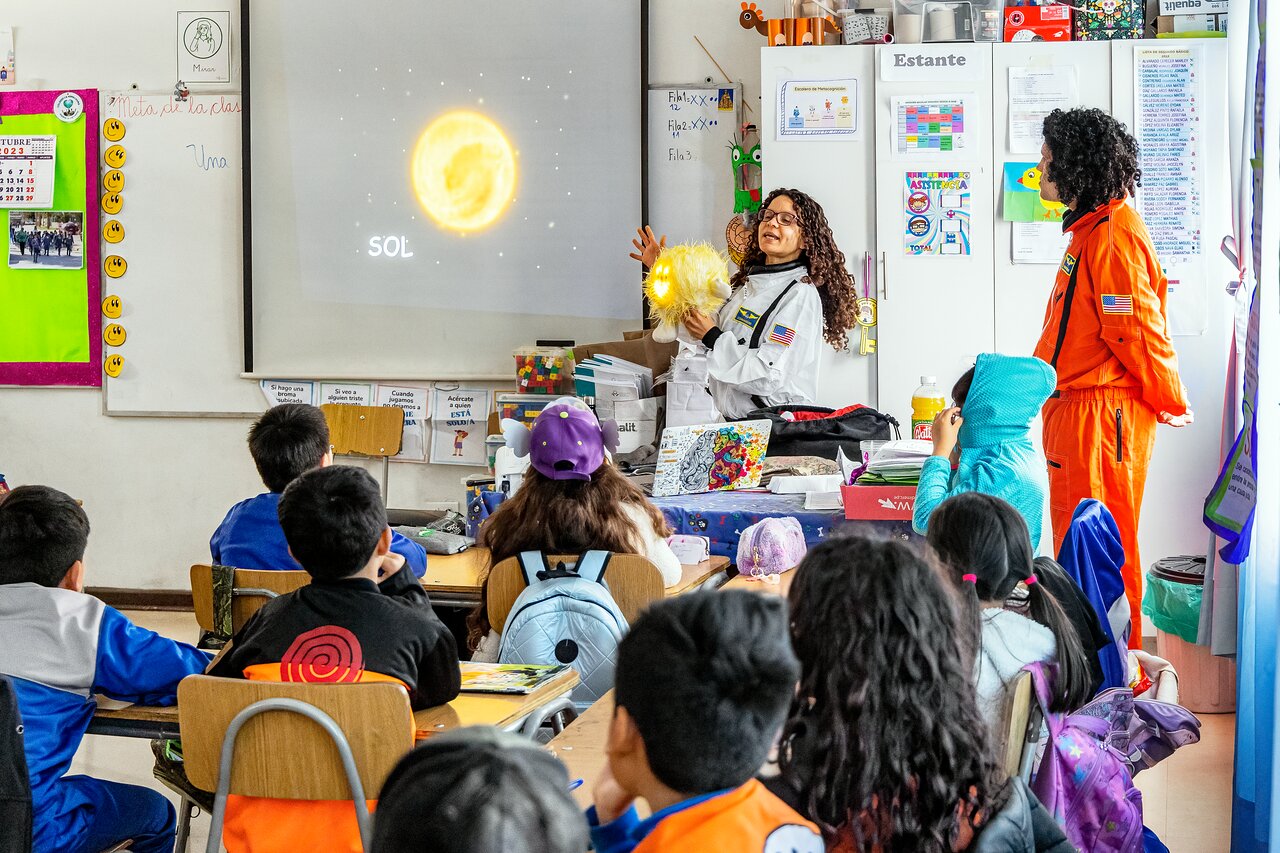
left=0, top=89, right=101, bottom=386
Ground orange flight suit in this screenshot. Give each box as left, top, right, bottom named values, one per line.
left=1034, top=198, right=1188, bottom=648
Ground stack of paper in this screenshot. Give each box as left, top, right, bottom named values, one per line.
left=856, top=439, right=934, bottom=486
left=574, top=356, right=653, bottom=421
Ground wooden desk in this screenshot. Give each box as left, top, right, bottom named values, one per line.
left=548, top=690, right=615, bottom=810
left=722, top=566, right=795, bottom=597
left=88, top=668, right=580, bottom=741
left=665, top=556, right=731, bottom=596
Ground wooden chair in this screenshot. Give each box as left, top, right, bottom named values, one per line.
left=321, top=404, right=404, bottom=504
left=997, top=670, right=1044, bottom=782
left=190, top=564, right=310, bottom=637
left=177, top=676, right=416, bottom=853
left=485, top=553, right=666, bottom=633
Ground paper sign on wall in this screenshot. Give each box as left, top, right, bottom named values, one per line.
left=892, top=97, right=969, bottom=156
left=904, top=171, right=971, bottom=256
left=1012, top=222, right=1071, bottom=265
left=177, top=11, right=231, bottom=84
left=1002, top=163, right=1066, bottom=223
left=320, top=382, right=372, bottom=406
left=0, top=135, right=56, bottom=208
left=1008, top=66, right=1077, bottom=154
left=376, top=384, right=430, bottom=462
left=776, top=79, right=859, bottom=141
left=430, top=388, right=491, bottom=466
left=0, top=28, right=14, bottom=86
left=260, top=379, right=315, bottom=406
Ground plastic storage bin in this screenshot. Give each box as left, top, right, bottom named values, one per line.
left=496, top=394, right=555, bottom=429
left=513, top=346, right=573, bottom=394
left=484, top=434, right=505, bottom=475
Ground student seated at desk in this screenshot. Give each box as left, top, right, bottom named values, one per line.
left=928, top=493, right=1094, bottom=734
left=211, top=403, right=427, bottom=576
left=586, top=591, right=822, bottom=853
left=0, top=486, right=210, bottom=853
left=371, top=726, right=588, bottom=853
left=208, top=465, right=460, bottom=853
left=913, top=354, right=1056, bottom=550
left=468, top=398, right=681, bottom=661
left=768, top=535, right=1070, bottom=853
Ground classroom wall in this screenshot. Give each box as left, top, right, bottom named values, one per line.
left=0, top=0, right=766, bottom=590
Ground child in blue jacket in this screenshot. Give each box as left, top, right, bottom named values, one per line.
left=0, top=486, right=210, bottom=853
left=211, top=403, right=427, bottom=576
left=913, top=353, right=1056, bottom=550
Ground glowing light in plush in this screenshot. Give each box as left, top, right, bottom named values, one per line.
left=643, top=243, right=732, bottom=343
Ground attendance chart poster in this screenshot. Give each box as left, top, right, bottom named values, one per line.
left=904, top=171, right=971, bottom=256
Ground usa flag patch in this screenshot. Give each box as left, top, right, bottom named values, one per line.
left=769, top=324, right=796, bottom=346
left=1101, top=294, right=1133, bottom=315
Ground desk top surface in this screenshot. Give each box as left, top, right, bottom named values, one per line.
left=722, top=566, right=796, bottom=597
left=548, top=690, right=615, bottom=810
left=424, top=548, right=729, bottom=596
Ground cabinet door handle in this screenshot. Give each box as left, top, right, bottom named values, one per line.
left=879, top=252, right=888, bottom=302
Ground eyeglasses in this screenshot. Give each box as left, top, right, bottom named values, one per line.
left=758, top=209, right=799, bottom=227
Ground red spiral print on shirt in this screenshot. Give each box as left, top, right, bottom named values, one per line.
left=281, top=625, right=365, bottom=683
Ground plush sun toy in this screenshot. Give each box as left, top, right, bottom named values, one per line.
left=644, top=243, right=732, bottom=344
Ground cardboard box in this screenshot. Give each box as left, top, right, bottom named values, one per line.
left=1156, top=12, right=1221, bottom=32
left=1003, top=5, right=1072, bottom=42
left=841, top=484, right=916, bottom=521
left=1157, top=0, right=1227, bottom=14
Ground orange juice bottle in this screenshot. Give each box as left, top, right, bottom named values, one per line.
left=911, top=376, right=946, bottom=441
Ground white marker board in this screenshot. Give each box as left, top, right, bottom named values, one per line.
left=100, top=91, right=262, bottom=415
left=647, top=85, right=742, bottom=252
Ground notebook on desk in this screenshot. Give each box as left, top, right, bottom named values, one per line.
left=651, top=420, right=772, bottom=497
left=459, top=663, right=571, bottom=694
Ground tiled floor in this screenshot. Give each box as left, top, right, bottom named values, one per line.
left=69, top=612, right=1234, bottom=852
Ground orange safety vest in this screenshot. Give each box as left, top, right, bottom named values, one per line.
left=634, top=779, right=822, bottom=852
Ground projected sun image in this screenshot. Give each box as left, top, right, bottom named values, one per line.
left=411, top=111, right=517, bottom=232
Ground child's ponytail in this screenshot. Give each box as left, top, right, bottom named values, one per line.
left=1024, top=570, right=1094, bottom=712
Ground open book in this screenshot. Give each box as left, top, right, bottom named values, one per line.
left=459, top=662, right=571, bottom=694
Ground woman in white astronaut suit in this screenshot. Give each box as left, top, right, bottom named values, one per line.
left=631, top=188, right=860, bottom=419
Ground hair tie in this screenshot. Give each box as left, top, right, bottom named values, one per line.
left=1025, top=574, right=1038, bottom=586
left=961, top=573, right=978, bottom=584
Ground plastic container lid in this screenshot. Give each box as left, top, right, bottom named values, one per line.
left=921, top=375, right=937, bottom=385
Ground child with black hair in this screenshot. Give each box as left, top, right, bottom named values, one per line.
left=371, top=726, right=588, bottom=853
left=0, top=485, right=210, bottom=853
left=913, top=353, right=1056, bottom=550
left=927, top=493, right=1095, bottom=732
left=588, top=591, right=822, bottom=853
left=208, top=465, right=459, bottom=853
left=770, top=534, right=1071, bottom=852
left=211, top=403, right=427, bottom=576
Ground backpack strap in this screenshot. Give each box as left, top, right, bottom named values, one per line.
left=1025, top=661, right=1065, bottom=741
left=574, top=551, right=612, bottom=585
left=517, top=551, right=548, bottom=586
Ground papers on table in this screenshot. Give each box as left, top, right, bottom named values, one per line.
left=574, top=356, right=653, bottom=421
left=856, top=439, right=933, bottom=485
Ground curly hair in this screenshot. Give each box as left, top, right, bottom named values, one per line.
left=778, top=534, right=1008, bottom=851
left=1042, top=108, right=1141, bottom=213
left=465, top=463, right=670, bottom=650
left=927, top=493, right=1094, bottom=714
left=729, top=188, right=858, bottom=351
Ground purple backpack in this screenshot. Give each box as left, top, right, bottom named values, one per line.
left=1071, top=687, right=1202, bottom=776
left=735, top=517, right=806, bottom=581
left=1027, top=662, right=1144, bottom=853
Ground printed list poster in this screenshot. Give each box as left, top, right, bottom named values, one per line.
left=430, top=388, right=491, bottom=466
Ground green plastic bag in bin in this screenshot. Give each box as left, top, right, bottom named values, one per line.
left=1142, top=556, right=1205, bottom=645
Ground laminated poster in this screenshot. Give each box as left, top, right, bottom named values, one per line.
left=892, top=96, right=969, bottom=156
left=430, top=388, right=491, bottom=466
left=1002, top=163, right=1066, bottom=223
left=376, top=384, right=430, bottom=463
left=903, top=171, right=971, bottom=256
left=260, top=379, right=315, bottom=406
left=776, top=79, right=858, bottom=141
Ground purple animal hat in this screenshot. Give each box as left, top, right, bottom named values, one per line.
left=502, top=397, right=620, bottom=482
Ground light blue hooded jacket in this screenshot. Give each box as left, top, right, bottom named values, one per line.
left=913, top=353, right=1056, bottom=548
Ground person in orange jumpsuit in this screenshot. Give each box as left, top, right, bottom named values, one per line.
left=1032, top=108, right=1192, bottom=648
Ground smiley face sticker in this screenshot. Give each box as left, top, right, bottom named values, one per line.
left=101, top=192, right=123, bottom=215
left=102, top=294, right=123, bottom=319
left=104, top=354, right=126, bottom=378
left=102, top=118, right=126, bottom=142
left=104, top=255, right=128, bottom=278
left=104, top=144, right=126, bottom=169
left=103, top=219, right=125, bottom=244
left=103, top=169, right=125, bottom=193
left=103, top=323, right=127, bottom=347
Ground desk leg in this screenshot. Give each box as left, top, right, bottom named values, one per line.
left=514, top=697, right=578, bottom=739
left=175, top=796, right=195, bottom=853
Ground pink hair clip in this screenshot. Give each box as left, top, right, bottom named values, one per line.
left=1025, top=574, right=1038, bottom=586
left=961, top=573, right=978, bottom=583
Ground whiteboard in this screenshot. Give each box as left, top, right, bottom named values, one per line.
left=647, top=85, right=742, bottom=252
left=100, top=91, right=263, bottom=415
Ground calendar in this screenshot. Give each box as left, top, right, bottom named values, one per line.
left=0, top=135, right=56, bottom=208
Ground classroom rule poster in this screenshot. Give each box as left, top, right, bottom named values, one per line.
left=903, top=171, right=971, bottom=256
left=376, top=384, right=430, bottom=463
left=430, top=388, right=490, bottom=466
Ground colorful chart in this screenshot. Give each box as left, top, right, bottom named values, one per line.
left=903, top=171, right=972, bottom=256
left=1002, top=162, right=1068, bottom=223
left=896, top=98, right=967, bottom=153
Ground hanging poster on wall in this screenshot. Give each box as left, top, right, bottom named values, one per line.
left=903, top=171, right=971, bottom=256
left=776, top=79, right=859, bottom=141
left=429, top=387, right=491, bottom=466
left=892, top=96, right=970, bottom=156
left=376, top=383, right=430, bottom=463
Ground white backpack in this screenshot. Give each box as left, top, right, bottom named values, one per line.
left=497, top=551, right=627, bottom=708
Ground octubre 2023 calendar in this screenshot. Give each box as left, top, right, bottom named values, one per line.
left=0, top=134, right=55, bottom=208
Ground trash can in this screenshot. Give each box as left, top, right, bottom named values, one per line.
left=1143, top=556, right=1236, bottom=713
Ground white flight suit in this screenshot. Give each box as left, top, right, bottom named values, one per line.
left=703, top=261, right=823, bottom=420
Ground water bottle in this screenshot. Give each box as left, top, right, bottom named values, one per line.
left=911, top=376, right=946, bottom=441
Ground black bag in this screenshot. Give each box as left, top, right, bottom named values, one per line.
left=0, top=675, right=32, bottom=853
left=742, top=405, right=899, bottom=461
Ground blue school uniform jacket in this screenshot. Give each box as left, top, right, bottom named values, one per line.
left=210, top=492, right=427, bottom=577
left=913, top=353, right=1055, bottom=547
left=0, top=583, right=210, bottom=850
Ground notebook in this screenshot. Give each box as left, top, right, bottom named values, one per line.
left=458, top=663, right=571, bottom=694
left=652, top=420, right=772, bottom=497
